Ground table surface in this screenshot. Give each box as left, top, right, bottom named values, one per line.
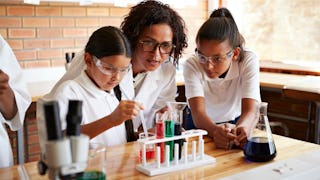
left=2, top=134, right=320, bottom=180
left=260, top=60, right=320, bottom=76
left=260, top=72, right=320, bottom=93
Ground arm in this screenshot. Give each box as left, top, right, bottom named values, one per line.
left=81, top=100, right=144, bottom=139
left=232, top=98, right=259, bottom=147
left=189, top=96, right=236, bottom=149
left=232, top=50, right=261, bottom=147
left=0, top=70, right=17, bottom=119
left=0, top=35, right=31, bottom=129
left=183, top=57, right=236, bottom=149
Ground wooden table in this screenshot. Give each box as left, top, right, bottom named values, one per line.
left=260, top=72, right=320, bottom=143
left=260, top=60, right=320, bottom=76
left=177, top=72, right=320, bottom=143
left=2, top=134, right=320, bottom=179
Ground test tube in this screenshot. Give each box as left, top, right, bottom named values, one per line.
left=165, top=112, right=174, bottom=161
left=156, top=113, right=165, bottom=163
left=174, top=111, right=183, bottom=160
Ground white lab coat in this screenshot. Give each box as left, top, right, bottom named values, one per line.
left=40, top=51, right=176, bottom=130
left=132, top=60, right=177, bottom=130
left=48, top=71, right=127, bottom=146
left=37, top=51, right=134, bottom=152
left=0, top=35, right=31, bottom=168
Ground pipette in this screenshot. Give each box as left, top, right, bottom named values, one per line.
left=120, top=88, right=148, bottom=138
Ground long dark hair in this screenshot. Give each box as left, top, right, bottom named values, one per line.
left=196, top=8, right=245, bottom=61
left=121, top=0, right=188, bottom=64
left=85, top=26, right=132, bottom=59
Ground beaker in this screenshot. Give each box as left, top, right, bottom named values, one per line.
left=138, top=132, right=155, bottom=163
left=243, top=102, right=277, bottom=162
left=166, top=102, right=187, bottom=160
left=78, top=143, right=106, bottom=180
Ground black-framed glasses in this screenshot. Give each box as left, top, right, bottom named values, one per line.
left=195, top=49, right=234, bottom=65
left=93, top=56, right=131, bottom=76
left=139, top=40, right=175, bottom=54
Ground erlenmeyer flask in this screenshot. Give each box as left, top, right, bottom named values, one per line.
left=243, top=102, right=277, bottom=162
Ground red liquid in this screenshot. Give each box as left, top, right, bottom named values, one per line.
left=139, top=147, right=155, bottom=162
left=156, top=122, right=164, bottom=138
left=156, top=121, right=165, bottom=163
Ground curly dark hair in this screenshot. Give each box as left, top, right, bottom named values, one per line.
left=120, top=0, right=188, bottom=64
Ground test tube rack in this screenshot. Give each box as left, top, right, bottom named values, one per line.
left=136, top=129, right=216, bottom=176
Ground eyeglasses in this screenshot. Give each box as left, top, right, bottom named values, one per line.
left=93, top=56, right=131, bottom=76
left=195, top=49, right=234, bottom=65
left=139, top=40, right=175, bottom=54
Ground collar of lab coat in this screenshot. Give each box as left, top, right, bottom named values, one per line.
left=133, top=62, right=164, bottom=104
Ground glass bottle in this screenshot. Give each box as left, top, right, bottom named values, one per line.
left=243, top=102, right=277, bottom=162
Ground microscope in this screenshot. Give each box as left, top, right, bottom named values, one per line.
left=38, top=100, right=89, bottom=180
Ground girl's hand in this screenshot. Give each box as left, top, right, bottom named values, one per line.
left=109, top=100, right=144, bottom=126
left=231, top=126, right=249, bottom=148
left=213, top=123, right=236, bottom=149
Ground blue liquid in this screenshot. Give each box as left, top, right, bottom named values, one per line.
left=244, top=137, right=276, bottom=162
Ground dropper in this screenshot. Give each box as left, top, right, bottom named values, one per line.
left=119, top=88, right=148, bottom=138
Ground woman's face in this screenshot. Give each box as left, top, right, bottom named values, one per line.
left=85, top=53, right=131, bottom=91
left=132, top=23, right=174, bottom=75
left=196, top=39, right=239, bottom=79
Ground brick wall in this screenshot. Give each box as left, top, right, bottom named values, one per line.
left=0, top=1, right=207, bottom=69
left=1, top=1, right=208, bottom=165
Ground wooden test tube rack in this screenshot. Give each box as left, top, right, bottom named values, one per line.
left=136, top=129, right=216, bottom=176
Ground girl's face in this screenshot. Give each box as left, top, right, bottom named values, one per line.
left=196, top=39, right=240, bottom=79
left=85, top=53, right=131, bottom=91
left=132, top=23, right=174, bottom=76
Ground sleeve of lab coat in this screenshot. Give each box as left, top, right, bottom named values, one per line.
left=0, top=35, right=31, bottom=131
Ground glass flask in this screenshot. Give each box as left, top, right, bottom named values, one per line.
left=243, top=102, right=277, bottom=162
left=166, top=102, right=187, bottom=160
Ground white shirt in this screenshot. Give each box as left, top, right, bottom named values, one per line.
left=183, top=48, right=261, bottom=123
left=0, top=35, right=31, bottom=167
left=41, top=71, right=127, bottom=147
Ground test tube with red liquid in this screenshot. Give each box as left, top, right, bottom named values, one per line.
left=155, top=113, right=165, bottom=163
